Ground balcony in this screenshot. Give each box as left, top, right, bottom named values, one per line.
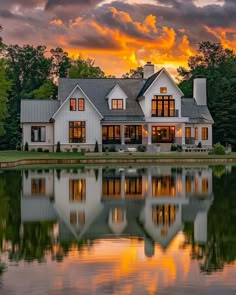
left=151, top=110, right=179, bottom=117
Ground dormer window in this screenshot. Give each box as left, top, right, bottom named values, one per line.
left=70, top=98, right=76, bottom=111
left=78, top=98, right=84, bottom=111
left=112, top=99, right=123, bottom=110
left=160, top=87, right=167, bottom=93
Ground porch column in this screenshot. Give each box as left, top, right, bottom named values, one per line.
left=181, top=123, right=185, bottom=145
left=121, top=124, right=125, bottom=145
left=148, top=124, right=152, bottom=145
left=121, top=172, right=125, bottom=199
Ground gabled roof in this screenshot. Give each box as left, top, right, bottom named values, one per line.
left=21, top=100, right=60, bottom=123
left=58, top=78, right=145, bottom=121
left=181, top=98, right=214, bottom=123
left=106, top=83, right=128, bottom=99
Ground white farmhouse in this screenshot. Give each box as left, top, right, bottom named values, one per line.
left=20, top=63, right=213, bottom=151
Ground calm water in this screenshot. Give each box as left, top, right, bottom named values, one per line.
left=0, top=164, right=236, bottom=295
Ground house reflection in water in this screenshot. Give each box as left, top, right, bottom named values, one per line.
left=21, top=166, right=214, bottom=256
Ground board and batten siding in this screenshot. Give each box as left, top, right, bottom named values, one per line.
left=22, top=123, right=54, bottom=147
left=54, top=88, right=102, bottom=146
left=139, top=71, right=182, bottom=120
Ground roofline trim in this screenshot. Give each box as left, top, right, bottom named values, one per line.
left=141, top=68, right=184, bottom=97
left=106, top=84, right=128, bottom=99
left=52, top=84, right=104, bottom=119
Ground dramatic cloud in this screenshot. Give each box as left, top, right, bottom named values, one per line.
left=0, top=0, right=236, bottom=76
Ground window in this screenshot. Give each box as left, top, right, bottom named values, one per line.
left=70, top=211, right=85, bottom=225
left=102, top=178, right=121, bottom=197
left=112, top=99, right=123, bottom=110
left=31, top=179, right=46, bottom=195
left=78, top=98, right=84, bottom=111
left=202, top=127, right=208, bottom=140
left=195, top=127, right=198, bottom=140
left=69, top=179, right=86, bottom=201
left=152, top=126, right=175, bottom=143
left=69, top=121, right=86, bottom=143
left=185, top=127, right=191, bottom=138
left=152, top=205, right=176, bottom=226
left=70, top=211, right=77, bottom=225
left=70, top=98, right=76, bottom=111
left=152, top=176, right=176, bottom=197
left=202, top=178, right=208, bottom=193
left=78, top=211, right=85, bottom=225
left=124, top=125, right=142, bottom=144
left=102, top=125, right=121, bottom=144
left=125, top=176, right=142, bottom=197
left=152, top=95, right=175, bottom=117
left=160, top=87, right=167, bottom=93
left=31, top=126, right=46, bottom=142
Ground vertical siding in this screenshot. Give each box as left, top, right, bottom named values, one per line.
left=54, top=88, right=102, bottom=145
left=22, top=123, right=54, bottom=147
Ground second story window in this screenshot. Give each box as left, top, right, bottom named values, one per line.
left=78, top=98, right=84, bottom=111
left=152, top=95, right=175, bottom=117
left=160, top=87, right=167, bottom=93
left=112, top=99, right=123, bottom=110
left=70, top=98, right=76, bottom=111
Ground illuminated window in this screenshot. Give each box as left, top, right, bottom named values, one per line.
left=152, top=205, right=176, bottom=227
left=102, top=125, right=121, bottom=144
left=202, top=127, right=208, bottom=140
left=112, top=99, right=123, bottom=109
left=112, top=208, right=124, bottom=224
left=70, top=211, right=77, bottom=225
left=31, top=179, right=46, bottom=195
left=78, top=211, right=85, bottom=225
left=195, top=127, right=198, bottom=140
left=185, top=127, right=191, bottom=138
left=125, top=176, right=142, bottom=197
left=194, top=178, right=198, bottom=193
left=185, top=175, right=192, bottom=193
left=160, top=87, right=167, bottom=93
left=69, top=121, right=86, bottom=143
left=152, top=176, right=176, bottom=197
left=102, top=178, right=121, bottom=197
left=70, top=98, right=76, bottom=111
left=69, top=179, right=86, bottom=201
left=152, top=95, right=175, bottom=117
left=78, top=98, right=84, bottom=111
left=202, top=178, right=208, bottom=193
left=31, top=126, right=46, bottom=142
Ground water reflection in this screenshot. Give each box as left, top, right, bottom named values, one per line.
left=0, top=165, right=236, bottom=294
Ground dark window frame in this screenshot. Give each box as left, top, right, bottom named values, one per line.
left=112, top=99, right=123, bottom=110
left=69, top=121, right=86, bottom=143
left=202, top=127, right=208, bottom=140
left=31, top=126, right=46, bottom=142
left=70, top=98, right=76, bottom=111
left=78, top=98, right=85, bottom=111
left=102, top=125, right=121, bottom=144
left=152, top=95, right=175, bottom=117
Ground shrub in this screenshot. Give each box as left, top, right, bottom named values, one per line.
left=137, top=145, right=146, bottom=152
left=24, top=142, right=29, bottom=151
left=65, top=148, right=70, bottom=152
left=94, top=140, right=99, bottom=152
left=72, top=147, right=78, bottom=153
left=56, top=141, right=61, bottom=152
left=37, top=147, right=43, bottom=152
left=108, top=146, right=116, bottom=152
left=176, top=145, right=182, bottom=152
left=80, top=148, right=86, bottom=155
left=16, top=145, right=21, bottom=151
left=44, top=149, right=50, bottom=153
left=171, top=144, right=177, bottom=151
left=31, top=149, right=35, bottom=152
left=213, top=143, right=225, bottom=155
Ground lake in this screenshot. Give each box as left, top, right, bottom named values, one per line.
left=0, top=164, right=236, bottom=295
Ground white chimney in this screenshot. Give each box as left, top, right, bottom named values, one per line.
left=143, top=61, right=154, bottom=79
left=193, top=77, right=207, bottom=105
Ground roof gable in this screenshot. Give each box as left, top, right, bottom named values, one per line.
left=106, top=84, right=128, bottom=99
left=137, top=68, right=184, bottom=99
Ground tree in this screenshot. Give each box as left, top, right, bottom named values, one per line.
left=178, top=41, right=236, bottom=148
left=31, top=80, right=57, bottom=100
left=50, top=47, right=71, bottom=78
left=0, top=60, right=11, bottom=136
left=122, top=66, right=143, bottom=78
left=69, top=56, right=105, bottom=78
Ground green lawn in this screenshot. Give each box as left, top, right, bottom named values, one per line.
left=0, top=150, right=236, bottom=163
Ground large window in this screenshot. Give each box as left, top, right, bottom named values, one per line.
left=70, top=98, right=76, bottom=111
left=31, top=179, right=46, bottom=195
left=125, top=176, right=142, bottom=197
left=31, top=126, right=46, bottom=142
left=69, top=121, right=86, bottom=143
left=152, top=95, right=175, bottom=117
left=69, top=179, right=86, bottom=201
left=124, top=125, right=142, bottom=144
left=102, top=178, right=121, bottom=197
left=152, top=205, right=176, bottom=227
left=152, top=176, right=176, bottom=197
left=202, top=127, right=208, bottom=140
left=112, top=99, right=123, bottom=110
left=152, top=126, right=175, bottom=143
left=78, top=98, right=84, bottom=111
left=102, top=125, right=121, bottom=144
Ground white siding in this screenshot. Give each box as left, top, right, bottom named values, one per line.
left=22, top=123, right=54, bottom=148
left=54, top=88, right=102, bottom=146
left=140, top=71, right=182, bottom=120
left=107, top=84, right=127, bottom=110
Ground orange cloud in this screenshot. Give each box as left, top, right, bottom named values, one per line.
left=50, top=19, right=63, bottom=25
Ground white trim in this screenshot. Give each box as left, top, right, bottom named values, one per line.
left=142, top=68, right=184, bottom=97
left=106, top=84, right=128, bottom=99
left=52, top=84, right=103, bottom=119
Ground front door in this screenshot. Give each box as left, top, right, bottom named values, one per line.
left=152, top=126, right=175, bottom=143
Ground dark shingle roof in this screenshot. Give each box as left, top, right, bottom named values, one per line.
left=21, top=100, right=60, bottom=123
left=137, top=69, right=162, bottom=99
left=181, top=98, right=214, bottom=123
left=58, top=78, right=146, bottom=121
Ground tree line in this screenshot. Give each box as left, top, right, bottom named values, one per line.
left=0, top=25, right=236, bottom=149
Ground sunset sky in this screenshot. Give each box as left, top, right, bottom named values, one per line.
left=0, top=0, right=235, bottom=77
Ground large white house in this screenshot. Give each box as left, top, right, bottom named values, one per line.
left=20, top=62, right=213, bottom=152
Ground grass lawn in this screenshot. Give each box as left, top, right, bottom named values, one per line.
left=0, top=150, right=236, bottom=163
